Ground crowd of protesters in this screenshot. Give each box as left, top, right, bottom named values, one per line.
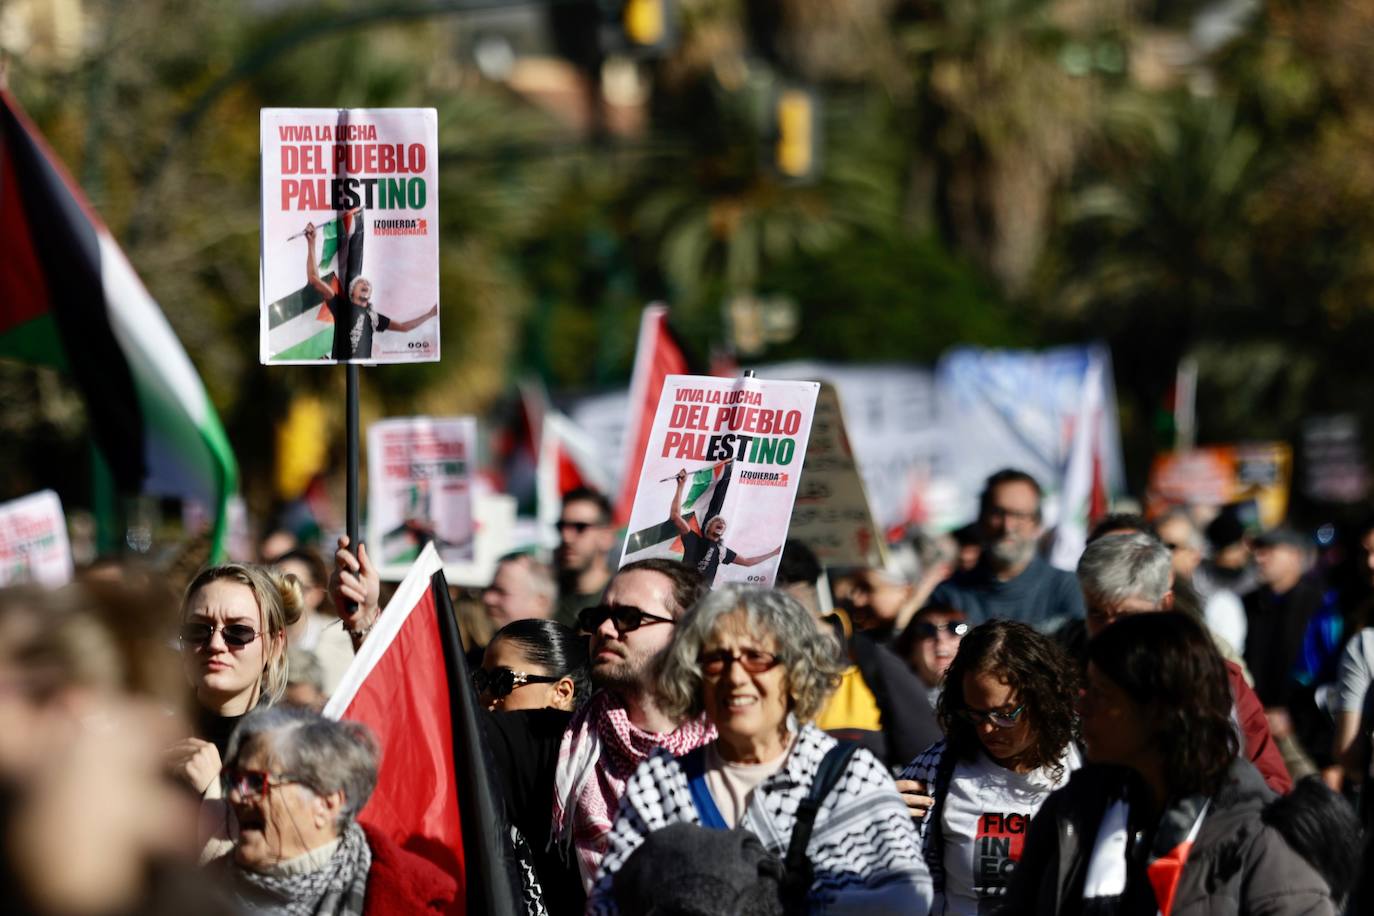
left=1, top=467, right=1372, bottom=914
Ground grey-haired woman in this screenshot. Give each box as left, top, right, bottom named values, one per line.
left=588, top=585, right=933, bottom=914
left=213, top=706, right=458, bottom=915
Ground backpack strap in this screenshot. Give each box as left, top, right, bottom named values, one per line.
left=926, top=742, right=959, bottom=893
left=680, top=746, right=729, bottom=831
left=780, top=741, right=860, bottom=907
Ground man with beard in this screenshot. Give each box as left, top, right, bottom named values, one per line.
left=552, top=488, right=617, bottom=629
left=929, top=469, right=1083, bottom=631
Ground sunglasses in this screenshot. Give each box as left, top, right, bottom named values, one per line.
left=222, top=767, right=299, bottom=799
left=179, top=621, right=263, bottom=649
left=913, top=621, right=969, bottom=639
left=958, top=704, right=1026, bottom=729
left=555, top=520, right=600, bottom=535
left=471, top=666, right=561, bottom=699
left=577, top=604, right=675, bottom=635
left=698, top=649, right=781, bottom=676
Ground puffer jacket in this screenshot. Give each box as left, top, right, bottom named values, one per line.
left=997, top=757, right=1334, bottom=916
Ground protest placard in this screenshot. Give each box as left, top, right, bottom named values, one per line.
left=0, top=490, right=73, bottom=587
left=1147, top=442, right=1292, bottom=529
left=260, top=108, right=440, bottom=365
left=367, top=417, right=477, bottom=581
left=619, top=375, right=819, bottom=588
left=788, top=383, right=886, bottom=569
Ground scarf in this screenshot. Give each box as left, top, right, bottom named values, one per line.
left=230, top=821, right=373, bottom=916
left=1082, top=790, right=1210, bottom=916
left=551, top=690, right=714, bottom=889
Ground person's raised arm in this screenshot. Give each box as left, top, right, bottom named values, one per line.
left=380, top=303, right=438, bottom=333
left=303, top=222, right=335, bottom=300
left=731, top=544, right=781, bottom=568
left=329, top=535, right=381, bottom=651
left=669, top=469, right=690, bottom=535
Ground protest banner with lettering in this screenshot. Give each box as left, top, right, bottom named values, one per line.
left=260, top=108, right=440, bottom=365
left=788, top=383, right=887, bottom=569
left=368, top=417, right=477, bottom=581
left=619, top=375, right=819, bottom=588
left=0, top=490, right=73, bottom=587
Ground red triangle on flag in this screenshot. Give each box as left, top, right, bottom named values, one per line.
left=614, top=304, right=690, bottom=526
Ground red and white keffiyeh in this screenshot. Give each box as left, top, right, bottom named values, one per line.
left=551, top=690, right=714, bottom=889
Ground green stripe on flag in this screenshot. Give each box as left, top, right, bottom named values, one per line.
left=273, top=327, right=334, bottom=362
left=317, top=218, right=345, bottom=271
left=682, top=467, right=715, bottom=512
left=0, top=313, right=69, bottom=369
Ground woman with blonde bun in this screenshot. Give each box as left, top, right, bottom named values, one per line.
left=165, top=564, right=303, bottom=858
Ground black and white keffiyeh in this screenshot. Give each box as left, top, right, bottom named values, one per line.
left=229, top=821, right=373, bottom=916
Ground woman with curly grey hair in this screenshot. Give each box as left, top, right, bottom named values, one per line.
left=587, top=585, right=932, bottom=914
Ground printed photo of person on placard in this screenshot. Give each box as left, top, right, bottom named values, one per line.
left=302, top=220, right=436, bottom=361
left=669, top=462, right=781, bottom=586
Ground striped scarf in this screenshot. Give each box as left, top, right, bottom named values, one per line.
left=228, top=821, right=372, bottom=916
left=552, top=690, right=714, bottom=889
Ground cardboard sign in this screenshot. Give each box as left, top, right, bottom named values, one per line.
left=619, top=375, right=819, bottom=588
left=260, top=108, right=440, bottom=365
left=367, top=417, right=477, bottom=580
left=0, top=490, right=73, bottom=587
left=1147, top=443, right=1292, bottom=529
left=788, top=383, right=887, bottom=569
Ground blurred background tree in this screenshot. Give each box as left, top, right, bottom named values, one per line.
left=5, top=0, right=1374, bottom=521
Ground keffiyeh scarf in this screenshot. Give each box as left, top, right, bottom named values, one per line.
left=229, top=821, right=372, bottom=916
left=551, top=690, right=714, bottom=889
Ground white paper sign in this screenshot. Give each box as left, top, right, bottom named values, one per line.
left=619, top=375, right=819, bottom=588
left=0, top=490, right=73, bottom=587
left=260, top=108, right=440, bottom=365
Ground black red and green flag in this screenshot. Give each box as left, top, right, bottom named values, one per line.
left=0, top=90, right=237, bottom=556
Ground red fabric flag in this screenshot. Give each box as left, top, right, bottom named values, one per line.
left=324, top=543, right=517, bottom=915
left=614, top=304, right=689, bottom=526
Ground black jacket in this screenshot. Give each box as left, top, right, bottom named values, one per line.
left=998, top=757, right=1334, bottom=916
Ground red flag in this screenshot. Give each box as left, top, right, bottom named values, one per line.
left=324, top=544, right=518, bottom=915
left=614, top=304, right=690, bottom=526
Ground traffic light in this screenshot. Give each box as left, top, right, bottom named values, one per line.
left=771, top=87, right=819, bottom=181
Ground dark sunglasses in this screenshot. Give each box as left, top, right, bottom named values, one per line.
left=555, top=520, right=599, bottom=535
left=958, top=704, right=1026, bottom=729
left=179, top=621, right=262, bottom=649
left=913, top=621, right=969, bottom=639
left=577, top=604, right=675, bottom=635
left=471, top=666, right=561, bottom=699
left=698, top=649, right=781, bottom=676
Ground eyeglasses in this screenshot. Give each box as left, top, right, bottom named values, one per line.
left=179, top=621, right=263, bottom=649
left=958, top=704, right=1026, bottom=729
left=985, top=506, right=1038, bottom=524
left=222, top=767, right=299, bottom=799
left=577, top=604, right=675, bottom=635
left=698, top=649, right=781, bottom=676
left=913, top=621, right=969, bottom=639
left=471, top=666, right=561, bottom=699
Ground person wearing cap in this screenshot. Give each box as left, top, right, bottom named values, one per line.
left=1194, top=506, right=1259, bottom=603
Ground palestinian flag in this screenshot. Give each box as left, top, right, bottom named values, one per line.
left=324, top=542, right=519, bottom=915
left=622, top=460, right=733, bottom=561
left=613, top=304, right=690, bottom=526
left=536, top=408, right=612, bottom=538
left=0, top=90, right=238, bottom=557
left=261, top=209, right=364, bottom=363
